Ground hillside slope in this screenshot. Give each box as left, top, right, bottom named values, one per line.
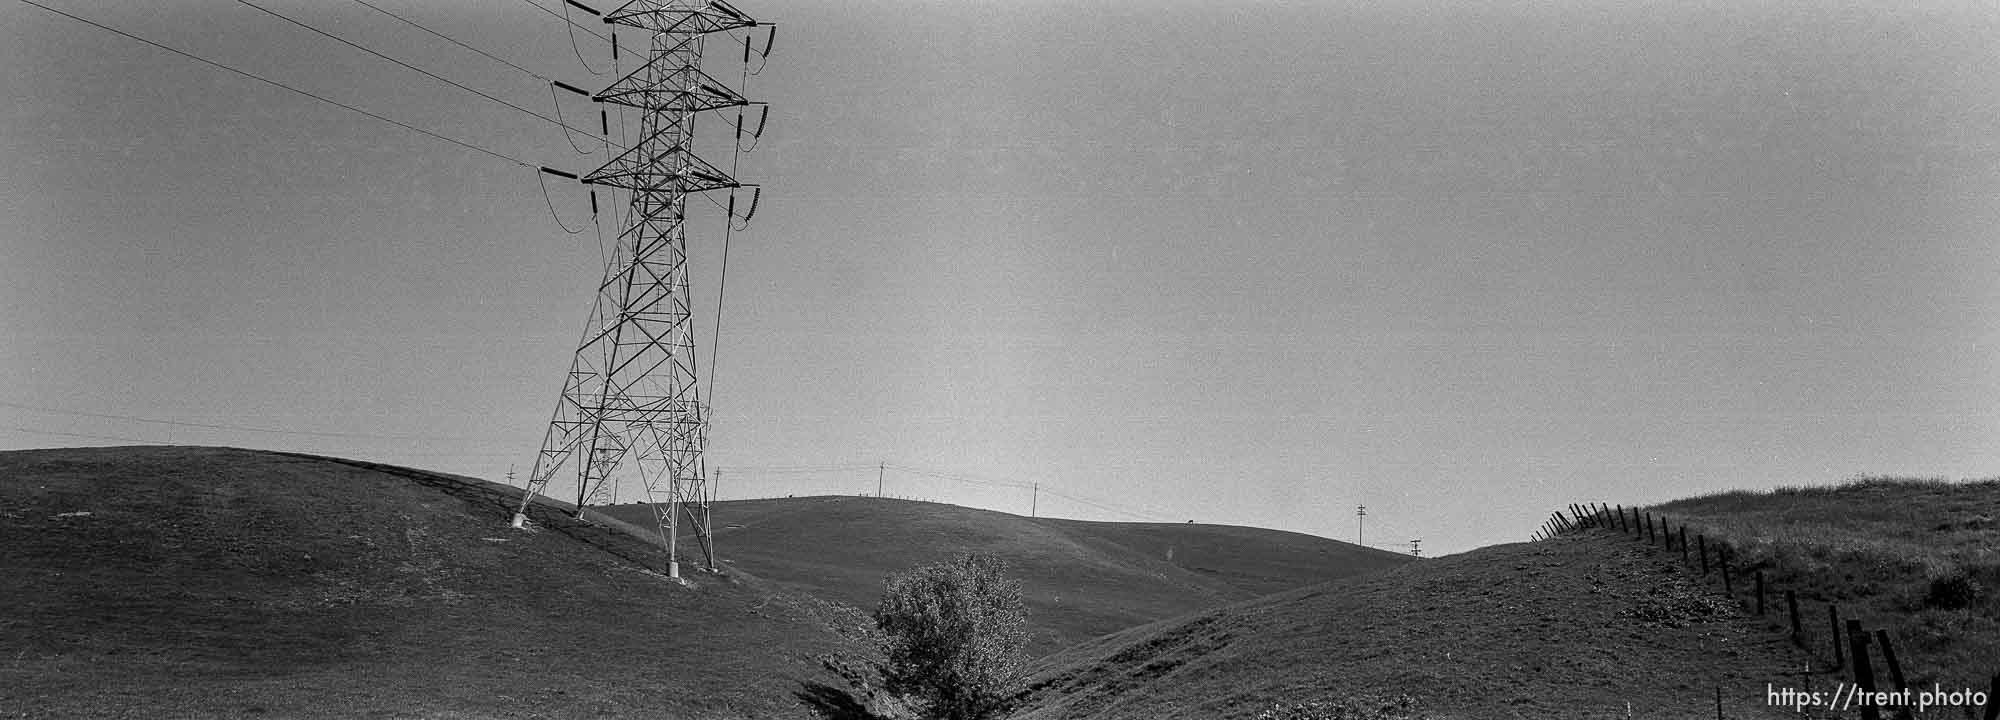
left=0, top=446, right=865, bottom=719
left=1013, top=532, right=1813, bottom=719
left=1651, top=477, right=2000, bottom=697
left=599, top=497, right=1410, bottom=654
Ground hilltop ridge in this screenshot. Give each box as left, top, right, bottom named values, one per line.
left=0, top=446, right=865, bottom=719
left=599, top=495, right=1411, bottom=654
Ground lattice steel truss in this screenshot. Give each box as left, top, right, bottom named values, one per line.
left=515, top=0, right=770, bottom=581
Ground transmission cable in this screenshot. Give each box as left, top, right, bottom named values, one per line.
left=538, top=172, right=586, bottom=234
left=347, top=0, right=553, bottom=82
left=548, top=82, right=598, bottom=155
left=519, top=0, right=609, bottom=43
left=13, top=0, right=535, bottom=170
left=4, top=425, right=164, bottom=445
left=235, top=0, right=597, bottom=138
left=0, top=400, right=482, bottom=443
left=557, top=0, right=610, bottom=75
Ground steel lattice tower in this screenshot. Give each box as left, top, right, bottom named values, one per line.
left=514, top=0, right=769, bottom=581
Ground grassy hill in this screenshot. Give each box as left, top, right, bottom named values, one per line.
left=0, top=446, right=869, bottom=719
left=1649, top=477, right=2000, bottom=698
left=596, top=496, right=1411, bottom=654
left=1012, top=532, right=1816, bottom=719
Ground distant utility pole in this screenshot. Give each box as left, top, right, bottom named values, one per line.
left=877, top=462, right=884, bottom=497
left=1031, top=482, right=1038, bottom=518
left=1356, top=505, right=1367, bottom=546
left=1409, top=539, right=1422, bottom=557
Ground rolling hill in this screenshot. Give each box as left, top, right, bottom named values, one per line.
left=1011, top=531, right=1817, bottom=719
left=0, top=446, right=870, bottom=719
left=596, top=496, right=1412, bottom=654
left=1649, top=477, right=2000, bottom=701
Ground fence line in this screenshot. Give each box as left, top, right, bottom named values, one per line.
left=1536, top=502, right=1998, bottom=720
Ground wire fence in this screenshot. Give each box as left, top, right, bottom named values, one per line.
left=1534, top=504, right=2000, bottom=720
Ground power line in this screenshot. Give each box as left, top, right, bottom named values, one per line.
left=235, top=0, right=597, bottom=138
left=348, top=0, right=554, bottom=82
left=13, top=0, right=537, bottom=169
left=518, top=0, right=609, bottom=43
left=0, top=400, right=483, bottom=443
left=2, top=425, right=165, bottom=445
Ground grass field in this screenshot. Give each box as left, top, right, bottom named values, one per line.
left=0, top=446, right=870, bottom=719
left=1650, top=477, right=2000, bottom=698
left=13, top=445, right=1982, bottom=718
left=1013, top=532, right=1817, bottom=719
left=595, top=496, right=1411, bottom=654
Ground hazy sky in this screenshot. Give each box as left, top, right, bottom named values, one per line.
left=4, top=0, right=1995, bottom=555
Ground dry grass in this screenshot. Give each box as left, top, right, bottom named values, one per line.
left=1650, top=476, right=2000, bottom=697
left=0, top=446, right=870, bottom=719
left=597, top=496, right=1412, bottom=655
left=1012, top=534, right=1814, bottom=719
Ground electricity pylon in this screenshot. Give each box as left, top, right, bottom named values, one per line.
left=514, top=0, right=771, bottom=582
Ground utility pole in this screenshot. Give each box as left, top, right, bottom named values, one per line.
left=1409, top=539, right=1421, bottom=557
left=1356, top=505, right=1366, bottom=546
left=513, top=0, right=776, bottom=585
left=877, top=462, right=884, bottom=498
left=1031, top=482, right=1038, bottom=518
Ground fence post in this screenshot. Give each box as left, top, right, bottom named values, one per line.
left=1846, top=619, right=1882, bottom=720
left=1646, top=512, right=1657, bottom=544
left=1615, top=504, right=1626, bottom=532
left=1662, top=517, right=1672, bottom=550
left=1721, top=544, right=1733, bottom=596
left=1698, top=534, right=1708, bottom=574
left=1679, top=526, right=1689, bottom=562
left=1829, top=604, right=1844, bottom=670
left=1983, top=671, right=1998, bottom=720
left=1873, top=629, right=1912, bottom=720
left=1787, top=589, right=1801, bottom=640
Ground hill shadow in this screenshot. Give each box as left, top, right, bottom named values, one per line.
left=794, top=681, right=878, bottom=720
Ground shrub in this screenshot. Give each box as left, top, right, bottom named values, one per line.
left=873, top=554, right=1029, bottom=720
left=1923, top=567, right=1982, bottom=610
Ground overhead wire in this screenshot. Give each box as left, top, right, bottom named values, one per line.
left=549, top=82, right=599, bottom=155
left=558, top=0, right=609, bottom=74
left=3, top=425, right=165, bottom=445
left=234, top=0, right=598, bottom=138
left=11, top=0, right=537, bottom=170
left=538, top=171, right=586, bottom=234
left=0, top=399, right=484, bottom=443
left=347, top=0, right=553, bottom=82
left=518, top=0, right=609, bottom=43
left=704, top=28, right=765, bottom=411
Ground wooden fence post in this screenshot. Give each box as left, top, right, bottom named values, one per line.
left=1787, top=589, right=1801, bottom=640
left=1846, top=619, right=1882, bottom=720
left=1982, top=671, right=1998, bottom=720
left=1697, top=534, right=1708, bottom=574
left=1721, top=545, right=1733, bottom=596
left=1679, top=526, right=1689, bottom=562
left=1873, top=629, right=1913, bottom=720
left=1615, top=504, right=1626, bottom=532
left=1662, top=517, right=1672, bottom=550
left=1829, top=604, right=1844, bottom=670
left=1646, top=512, right=1657, bottom=544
